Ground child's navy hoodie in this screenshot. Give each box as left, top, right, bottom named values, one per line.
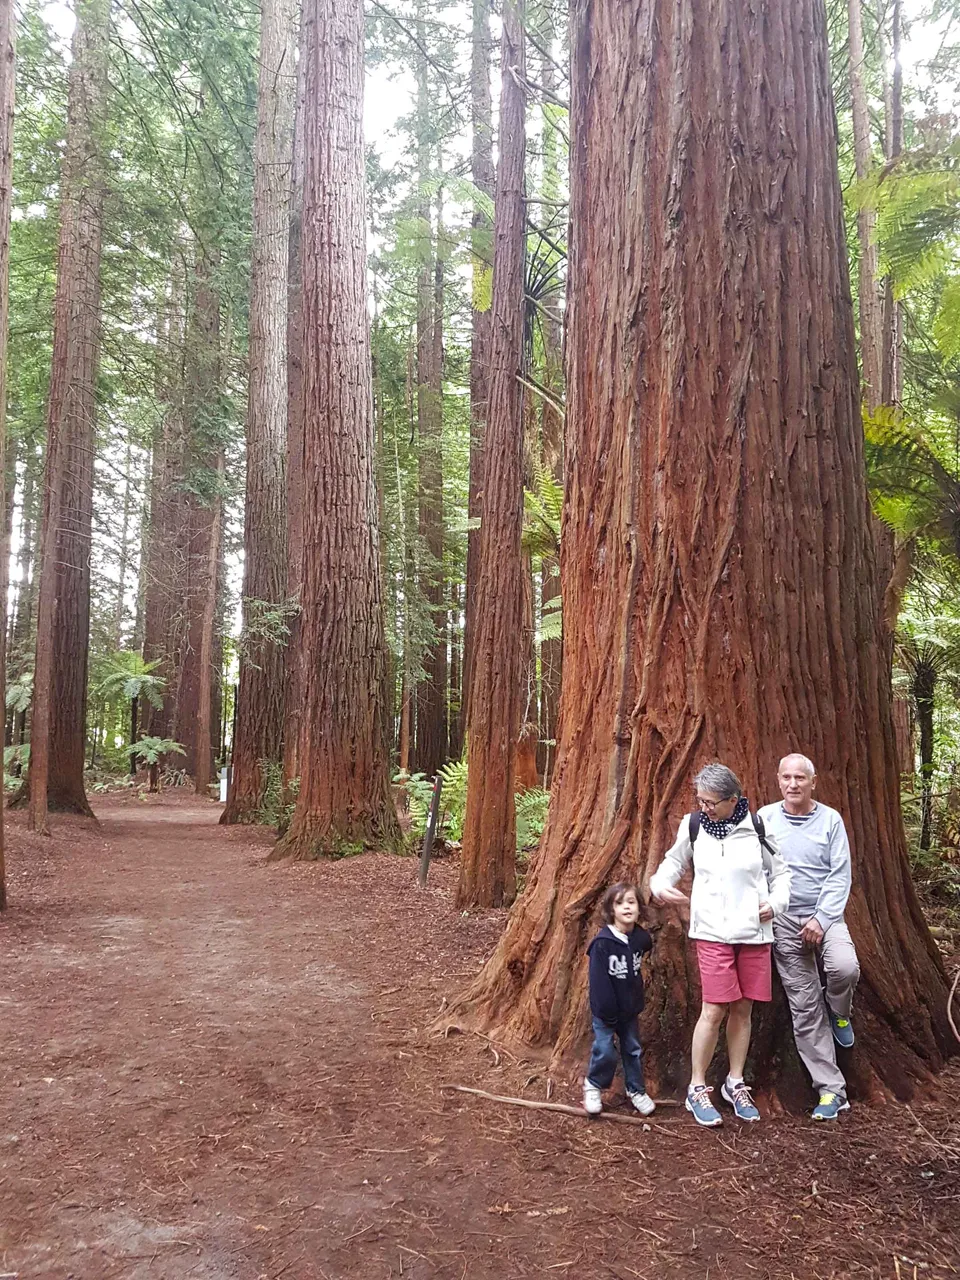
left=587, top=924, right=652, bottom=1024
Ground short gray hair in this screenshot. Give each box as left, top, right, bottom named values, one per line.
left=779, top=753, right=816, bottom=778
left=693, top=762, right=743, bottom=800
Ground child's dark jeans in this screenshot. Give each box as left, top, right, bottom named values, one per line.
left=586, top=1015, right=645, bottom=1094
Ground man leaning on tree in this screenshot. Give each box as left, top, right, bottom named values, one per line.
left=759, top=754, right=861, bottom=1122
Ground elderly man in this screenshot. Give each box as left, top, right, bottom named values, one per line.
left=759, top=754, right=860, bottom=1121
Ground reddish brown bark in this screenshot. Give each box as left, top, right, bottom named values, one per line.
left=848, top=0, right=882, bottom=414
left=462, top=0, right=495, bottom=735
left=449, top=0, right=952, bottom=1101
left=27, top=0, right=108, bottom=830
left=0, top=0, right=12, bottom=901
left=455, top=2, right=526, bottom=909
left=222, top=0, right=297, bottom=824
left=881, top=0, right=903, bottom=407
left=271, top=0, right=400, bottom=860
left=280, top=43, right=306, bottom=810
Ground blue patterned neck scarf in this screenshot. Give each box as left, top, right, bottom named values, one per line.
left=700, top=794, right=749, bottom=840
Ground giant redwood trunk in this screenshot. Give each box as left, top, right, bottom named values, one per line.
left=462, top=0, right=495, bottom=736
left=27, top=0, right=108, bottom=830
left=222, top=0, right=296, bottom=824
left=448, top=0, right=952, bottom=1101
left=455, top=1, right=526, bottom=909
left=0, top=0, right=13, bottom=902
left=848, top=0, right=882, bottom=415
left=271, top=0, right=400, bottom=860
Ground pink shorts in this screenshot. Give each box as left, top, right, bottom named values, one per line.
left=696, top=941, right=772, bottom=1004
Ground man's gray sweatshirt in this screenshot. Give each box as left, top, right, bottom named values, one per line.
left=757, top=801, right=852, bottom=931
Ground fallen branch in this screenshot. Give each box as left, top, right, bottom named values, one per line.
left=948, top=968, right=960, bottom=1047
left=441, top=1084, right=683, bottom=1129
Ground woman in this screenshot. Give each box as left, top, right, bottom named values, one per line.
left=650, top=762, right=791, bottom=1127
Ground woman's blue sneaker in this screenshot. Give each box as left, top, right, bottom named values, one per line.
left=685, top=1084, right=722, bottom=1127
left=721, top=1078, right=761, bottom=1122
left=812, top=1092, right=851, bottom=1121
left=830, top=1010, right=855, bottom=1048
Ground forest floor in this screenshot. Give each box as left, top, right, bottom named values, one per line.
left=0, top=792, right=958, bottom=1280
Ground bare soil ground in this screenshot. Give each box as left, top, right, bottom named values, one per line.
left=0, top=793, right=957, bottom=1280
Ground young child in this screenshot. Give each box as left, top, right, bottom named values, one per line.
left=583, top=882, right=655, bottom=1117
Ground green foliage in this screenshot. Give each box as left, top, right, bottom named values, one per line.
left=129, top=737, right=186, bottom=766
left=516, top=787, right=550, bottom=854
left=94, top=653, right=166, bottom=709
left=255, top=761, right=299, bottom=831
left=238, top=597, right=298, bottom=665
left=6, top=671, right=33, bottom=714
left=395, top=763, right=549, bottom=856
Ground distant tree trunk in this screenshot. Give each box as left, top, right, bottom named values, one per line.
left=848, top=0, right=882, bottom=414
left=0, top=0, right=13, bottom=902
left=913, top=660, right=935, bottom=851
left=463, top=0, right=495, bottom=735
left=271, top=0, right=400, bottom=860
left=281, top=43, right=306, bottom=814
left=448, top=0, right=952, bottom=1102
left=414, top=44, right=448, bottom=777
left=111, top=439, right=135, bottom=649
left=881, top=0, right=903, bottom=407
left=27, top=0, right=108, bottom=831
left=222, top=0, right=296, bottom=824
left=129, top=695, right=138, bottom=777
left=892, top=694, right=915, bottom=783
left=456, top=1, right=526, bottom=909
left=448, top=580, right=463, bottom=760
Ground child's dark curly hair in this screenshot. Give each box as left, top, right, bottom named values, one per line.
left=599, top=881, right=640, bottom=924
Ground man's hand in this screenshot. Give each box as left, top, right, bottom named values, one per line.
left=652, top=885, right=689, bottom=907
left=800, top=917, right=825, bottom=947
left=759, top=901, right=774, bottom=922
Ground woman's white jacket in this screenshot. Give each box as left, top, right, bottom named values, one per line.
left=649, top=812, right=792, bottom=945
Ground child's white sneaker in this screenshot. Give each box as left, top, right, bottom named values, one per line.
left=627, top=1090, right=655, bottom=1116
left=583, top=1080, right=603, bottom=1115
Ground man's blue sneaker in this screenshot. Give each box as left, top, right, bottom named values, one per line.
left=721, top=1078, right=761, bottom=1122
left=685, top=1084, right=722, bottom=1127
left=830, top=1010, right=855, bottom=1049
left=812, top=1092, right=851, bottom=1121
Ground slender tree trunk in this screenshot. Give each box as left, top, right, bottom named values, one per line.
left=111, top=439, right=135, bottom=649
left=271, top=0, right=400, bottom=860
left=129, top=695, right=138, bottom=777
left=414, top=41, right=448, bottom=777
left=913, top=662, right=935, bottom=851
left=193, top=459, right=223, bottom=796
left=881, top=0, right=903, bottom=406
left=222, top=0, right=297, bottom=823
left=448, top=0, right=952, bottom=1102
left=848, top=0, right=882, bottom=414
left=456, top=1, right=526, bottom=909
left=463, top=0, right=495, bottom=735
left=448, top=580, right=463, bottom=760
left=0, top=0, right=13, bottom=901
left=281, top=44, right=306, bottom=814
left=27, top=0, right=108, bottom=830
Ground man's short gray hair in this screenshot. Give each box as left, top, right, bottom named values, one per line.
left=779, top=753, right=816, bottom=777
left=693, top=762, right=743, bottom=800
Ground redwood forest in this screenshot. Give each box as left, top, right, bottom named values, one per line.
left=1, top=0, right=959, bottom=1276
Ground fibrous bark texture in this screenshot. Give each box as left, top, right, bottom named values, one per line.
left=450, top=0, right=952, bottom=1101
left=455, top=1, right=526, bottom=909
left=848, top=0, right=882, bottom=414
left=27, top=0, right=108, bottom=830
left=0, top=0, right=13, bottom=899
left=462, top=0, right=495, bottom=736
left=271, top=0, right=400, bottom=860
left=222, top=0, right=297, bottom=824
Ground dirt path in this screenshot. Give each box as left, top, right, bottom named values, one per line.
left=0, top=794, right=957, bottom=1280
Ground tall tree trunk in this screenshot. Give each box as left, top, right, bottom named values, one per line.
left=448, top=580, right=463, bottom=760
left=281, top=43, right=306, bottom=814
left=111, top=439, right=135, bottom=649
left=193, top=459, right=223, bottom=796
left=456, top=1, right=526, bottom=909
left=414, top=42, right=448, bottom=778
left=448, top=0, right=952, bottom=1101
left=881, top=0, right=903, bottom=406
left=27, top=0, right=108, bottom=831
left=462, top=0, right=495, bottom=736
left=222, top=0, right=297, bottom=824
left=848, top=0, right=882, bottom=414
left=271, top=0, right=400, bottom=860
left=913, top=661, right=935, bottom=852
left=0, top=0, right=12, bottom=902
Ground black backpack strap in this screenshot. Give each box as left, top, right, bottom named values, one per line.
left=689, top=810, right=701, bottom=845
left=751, top=810, right=775, bottom=857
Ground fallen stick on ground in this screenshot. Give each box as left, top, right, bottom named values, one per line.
left=441, top=1084, right=683, bottom=1128
left=948, top=968, right=960, bottom=1046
